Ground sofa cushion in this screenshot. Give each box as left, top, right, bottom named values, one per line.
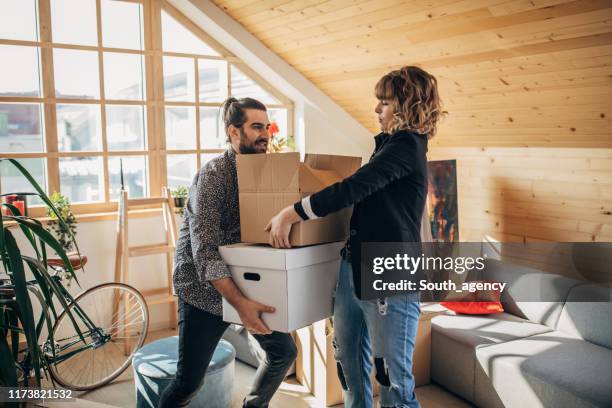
left=433, top=312, right=552, bottom=348
left=556, top=283, right=612, bottom=349
left=482, top=259, right=581, bottom=329
left=475, top=331, right=612, bottom=408
left=431, top=324, right=476, bottom=402
left=431, top=312, right=552, bottom=403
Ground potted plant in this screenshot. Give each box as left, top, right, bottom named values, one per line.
left=267, top=122, right=294, bottom=153
left=0, top=158, right=83, bottom=388
left=45, top=191, right=78, bottom=283
left=172, top=186, right=189, bottom=214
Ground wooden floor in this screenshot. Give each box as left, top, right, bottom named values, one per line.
left=36, top=328, right=473, bottom=408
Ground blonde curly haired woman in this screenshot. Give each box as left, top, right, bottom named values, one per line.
left=267, top=66, right=445, bottom=407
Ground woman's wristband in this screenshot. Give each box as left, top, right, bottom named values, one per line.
left=294, top=201, right=308, bottom=221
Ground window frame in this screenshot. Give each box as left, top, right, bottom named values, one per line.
left=0, top=0, right=294, bottom=218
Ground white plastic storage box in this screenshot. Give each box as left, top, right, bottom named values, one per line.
left=220, top=242, right=344, bottom=332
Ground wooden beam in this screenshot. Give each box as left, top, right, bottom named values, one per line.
left=38, top=0, right=59, bottom=196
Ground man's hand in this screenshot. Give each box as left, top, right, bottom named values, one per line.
left=265, top=205, right=301, bottom=248
left=211, top=277, right=275, bottom=335
left=235, top=297, right=275, bottom=335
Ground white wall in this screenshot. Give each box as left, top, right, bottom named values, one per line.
left=301, top=102, right=372, bottom=160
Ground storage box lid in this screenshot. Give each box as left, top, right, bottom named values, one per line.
left=220, top=241, right=345, bottom=270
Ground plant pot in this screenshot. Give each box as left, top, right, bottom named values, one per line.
left=5, top=194, right=28, bottom=216
left=173, top=197, right=186, bottom=208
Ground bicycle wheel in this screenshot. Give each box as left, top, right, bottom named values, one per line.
left=48, top=283, right=149, bottom=390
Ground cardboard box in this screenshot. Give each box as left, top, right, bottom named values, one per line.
left=412, top=308, right=441, bottom=387
left=220, top=242, right=344, bottom=332
left=295, top=319, right=380, bottom=407
left=236, top=153, right=361, bottom=246
left=296, top=307, right=444, bottom=406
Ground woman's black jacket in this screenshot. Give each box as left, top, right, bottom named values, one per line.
left=294, top=129, right=428, bottom=299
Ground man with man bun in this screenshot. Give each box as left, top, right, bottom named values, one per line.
left=159, top=97, right=297, bottom=408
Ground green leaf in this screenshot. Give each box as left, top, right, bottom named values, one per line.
left=0, top=306, right=4, bottom=337
left=22, top=257, right=85, bottom=344
left=0, top=330, right=17, bottom=387
left=26, top=256, right=57, bottom=321
left=4, top=216, right=80, bottom=286
left=1, top=204, right=40, bottom=259
left=0, top=159, right=82, bottom=260
left=25, top=264, right=53, bottom=337
left=8, top=310, right=18, bottom=356
left=3, top=230, right=41, bottom=385
left=0, top=203, right=7, bottom=273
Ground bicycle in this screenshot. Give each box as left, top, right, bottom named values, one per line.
left=0, top=253, right=149, bottom=391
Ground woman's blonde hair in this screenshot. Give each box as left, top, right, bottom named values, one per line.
left=375, top=66, right=446, bottom=138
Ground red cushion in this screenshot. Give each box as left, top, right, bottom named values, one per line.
left=440, top=280, right=504, bottom=314
left=441, top=301, right=504, bottom=314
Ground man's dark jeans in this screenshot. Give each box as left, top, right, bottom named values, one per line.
left=159, top=299, right=297, bottom=408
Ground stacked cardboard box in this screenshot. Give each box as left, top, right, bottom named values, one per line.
left=295, top=319, right=380, bottom=407
left=237, top=152, right=361, bottom=246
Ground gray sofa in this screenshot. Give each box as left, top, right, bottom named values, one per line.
left=431, top=259, right=612, bottom=408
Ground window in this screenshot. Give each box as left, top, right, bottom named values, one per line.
left=51, top=0, right=98, bottom=46
left=0, top=45, right=41, bottom=97
left=0, top=0, right=38, bottom=42
left=0, top=103, right=44, bottom=152
left=0, top=0, right=293, bottom=217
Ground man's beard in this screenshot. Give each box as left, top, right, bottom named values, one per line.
left=238, top=127, right=268, bottom=154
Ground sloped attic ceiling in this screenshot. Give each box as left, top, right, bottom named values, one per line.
left=211, top=0, right=612, bottom=148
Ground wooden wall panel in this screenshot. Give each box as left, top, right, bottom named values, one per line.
left=429, top=147, right=612, bottom=242
left=212, top=0, right=612, bottom=148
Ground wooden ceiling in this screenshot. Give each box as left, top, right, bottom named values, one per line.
left=211, top=0, right=612, bottom=147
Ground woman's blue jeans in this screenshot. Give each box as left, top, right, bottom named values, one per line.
left=333, top=260, right=421, bottom=408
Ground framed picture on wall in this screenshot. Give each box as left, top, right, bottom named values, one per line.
left=427, top=160, right=458, bottom=242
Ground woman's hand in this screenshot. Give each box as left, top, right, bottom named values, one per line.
left=265, top=205, right=302, bottom=248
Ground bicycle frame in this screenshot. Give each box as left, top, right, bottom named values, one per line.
left=40, top=276, right=111, bottom=361
left=4, top=273, right=112, bottom=375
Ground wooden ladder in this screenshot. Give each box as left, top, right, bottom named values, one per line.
left=113, top=187, right=179, bottom=353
